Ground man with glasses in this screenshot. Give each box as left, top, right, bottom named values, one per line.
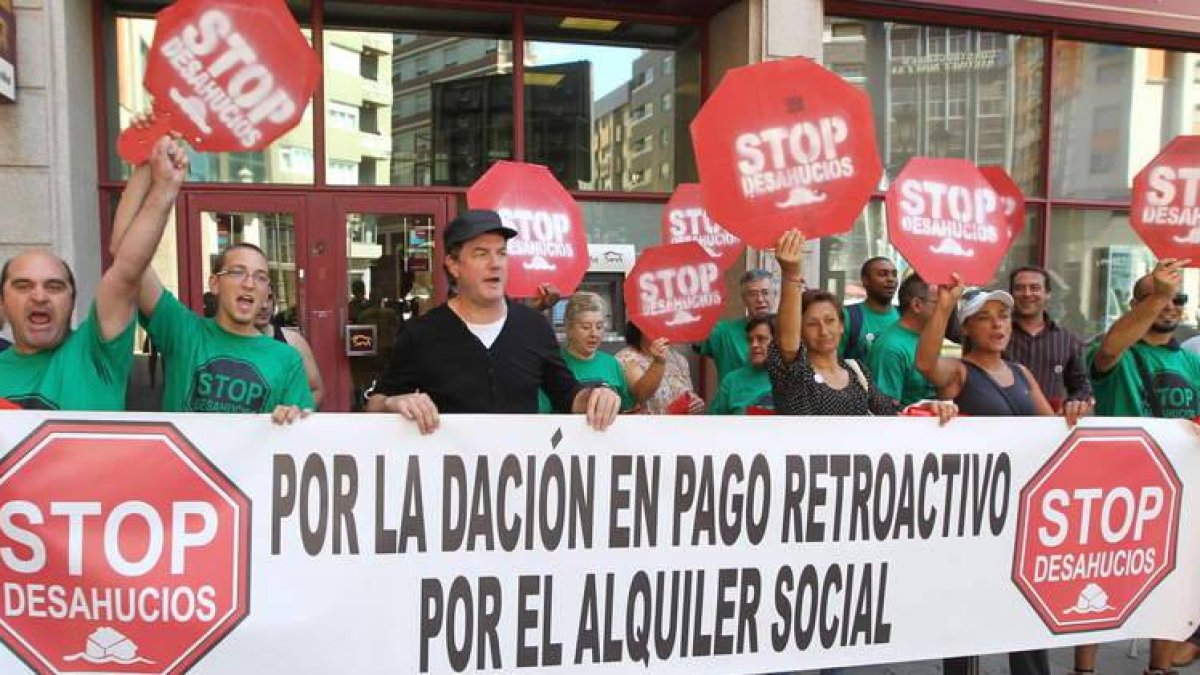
left=867, top=273, right=937, bottom=405
left=1006, top=266, right=1092, bottom=420
left=698, top=268, right=775, bottom=385
left=110, top=165, right=313, bottom=422
left=1082, top=258, right=1200, bottom=675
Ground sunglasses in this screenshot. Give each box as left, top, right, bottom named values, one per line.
left=1133, top=293, right=1188, bottom=306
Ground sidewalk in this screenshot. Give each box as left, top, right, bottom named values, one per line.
left=818, top=641, right=1195, bottom=675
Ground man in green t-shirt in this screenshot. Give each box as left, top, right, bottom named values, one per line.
left=111, top=162, right=313, bottom=422
left=709, top=315, right=774, bottom=414
left=840, top=256, right=900, bottom=362
left=1083, top=258, right=1199, bottom=675
left=868, top=274, right=937, bottom=405
left=0, top=136, right=185, bottom=410
left=698, top=268, right=774, bottom=385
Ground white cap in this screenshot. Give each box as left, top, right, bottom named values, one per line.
left=958, top=289, right=1014, bottom=323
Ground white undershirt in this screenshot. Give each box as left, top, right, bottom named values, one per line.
left=466, top=314, right=507, bottom=349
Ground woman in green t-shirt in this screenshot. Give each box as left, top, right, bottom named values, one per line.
left=538, top=292, right=634, bottom=412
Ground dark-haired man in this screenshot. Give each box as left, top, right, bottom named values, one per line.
left=0, top=136, right=184, bottom=410
left=840, top=256, right=899, bottom=361
left=111, top=164, right=312, bottom=423
left=1005, top=265, right=1091, bottom=419
left=367, top=209, right=620, bottom=433
left=868, top=273, right=936, bottom=405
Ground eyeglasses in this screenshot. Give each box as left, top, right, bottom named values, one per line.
left=215, top=267, right=271, bottom=286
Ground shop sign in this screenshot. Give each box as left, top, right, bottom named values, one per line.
left=690, top=57, right=882, bottom=248
left=899, top=1, right=1200, bottom=36
left=890, top=50, right=1007, bottom=76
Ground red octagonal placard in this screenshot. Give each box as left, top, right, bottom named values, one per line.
left=1012, top=427, right=1181, bottom=634
left=625, top=242, right=727, bottom=344
left=467, top=161, right=590, bottom=298
left=661, top=183, right=745, bottom=271
left=1132, top=135, right=1200, bottom=265
left=980, top=165, right=1026, bottom=244
left=138, top=0, right=319, bottom=154
left=0, top=420, right=251, bottom=675
left=690, top=57, right=882, bottom=248
left=886, top=158, right=1012, bottom=285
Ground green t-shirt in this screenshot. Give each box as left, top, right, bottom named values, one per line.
left=146, top=291, right=314, bottom=413
left=538, top=348, right=633, bottom=413
left=708, top=365, right=773, bottom=415
left=0, top=305, right=134, bottom=410
left=867, top=322, right=935, bottom=405
left=1088, top=340, right=1200, bottom=418
left=839, top=303, right=900, bottom=362
left=698, top=317, right=750, bottom=382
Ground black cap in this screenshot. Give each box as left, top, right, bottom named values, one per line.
left=443, top=209, right=518, bottom=248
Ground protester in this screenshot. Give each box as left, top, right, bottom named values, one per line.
left=840, top=255, right=899, bottom=361
left=867, top=273, right=937, bottom=405
left=365, top=209, right=621, bottom=433
left=0, top=135, right=183, bottom=410
left=616, top=320, right=703, bottom=414
left=109, top=122, right=313, bottom=424
left=1084, top=259, right=1200, bottom=675
left=708, top=314, right=774, bottom=415
left=0, top=306, right=10, bottom=352
left=916, top=274, right=1060, bottom=675
left=538, top=292, right=633, bottom=412
left=769, top=230, right=956, bottom=422
left=1006, top=266, right=1093, bottom=417
left=698, top=268, right=774, bottom=383
left=255, top=287, right=325, bottom=409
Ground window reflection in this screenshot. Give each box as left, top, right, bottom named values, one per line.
left=1051, top=42, right=1200, bottom=201
left=823, top=18, right=1045, bottom=196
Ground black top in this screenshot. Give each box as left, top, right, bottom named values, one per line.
left=0, top=336, right=9, bottom=353
left=372, top=299, right=585, bottom=414
left=767, top=342, right=902, bottom=416
left=272, top=323, right=288, bottom=344
left=954, top=360, right=1038, bottom=416
left=1004, top=314, right=1091, bottom=404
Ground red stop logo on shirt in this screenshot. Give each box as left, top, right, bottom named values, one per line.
left=1012, top=427, right=1181, bottom=633
left=625, top=242, right=727, bottom=343
left=661, top=183, right=745, bottom=271
left=1132, top=135, right=1200, bottom=263
left=886, top=158, right=1013, bottom=285
left=0, top=421, right=251, bottom=674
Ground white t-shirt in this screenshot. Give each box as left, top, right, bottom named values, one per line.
left=466, top=315, right=507, bottom=349
left=1181, top=335, right=1200, bottom=356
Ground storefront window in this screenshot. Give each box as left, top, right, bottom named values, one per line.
left=1050, top=41, right=1200, bottom=201
left=524, top=16, right=701, bottom=192
left=105, top=16, right=316, bottom=184
left=322, top=19, right=513, bottom=187
left=823, top=18, right=1045, bottom=196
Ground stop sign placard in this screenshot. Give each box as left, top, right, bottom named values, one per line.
left=1132, top=135, right=1200, bottom=264
left=625, top=242, right=727, bottom=343
left=661, top=183, right=745, bottom=271
left=120, top=0, right=320, bottom=160
left=1013, top=427, right=1181, bottom=633
left=0, top=421, right=250, bottom=674
left=980, top=165, right=1026, bottom=243
left=886, top=158, right=1013, bottom=285
left=467, top=161, right=589, bottom=298
left=690, top=57, right=882, bottom=248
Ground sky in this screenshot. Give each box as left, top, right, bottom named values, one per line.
left=528, top=42, right=645, bottom=102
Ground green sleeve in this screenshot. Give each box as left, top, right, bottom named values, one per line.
left=145, top=290, right=200, bottom=358
left=81, top=304, right=136, bottom=389
left=698, top=327, right=717, bottom=358
left=537, top=389, right=553, bottom=413
left=610, top=360, right=635, bottom=411
left=708, top=377, right=733, bottom=415
left=279, top=354, right=316, bottom=409
left=837, top=307, right=851, bottom=356
left=867, top=341, right=906, bottom=402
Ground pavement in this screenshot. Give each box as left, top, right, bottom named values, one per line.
left=810, top=641, right=1197, bottom=675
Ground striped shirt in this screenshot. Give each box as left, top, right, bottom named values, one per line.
left=1004, top=314, right=1092, bottom=407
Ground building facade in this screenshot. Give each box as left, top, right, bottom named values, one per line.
left=3, top=0, right=1200, bottom=410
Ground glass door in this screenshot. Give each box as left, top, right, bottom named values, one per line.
left=327, top=194, right=451, bottom=411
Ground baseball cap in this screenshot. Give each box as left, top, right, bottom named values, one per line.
left=443, top=210, right=518, bottom=248
left=958, top=288, right=1014, bottom=323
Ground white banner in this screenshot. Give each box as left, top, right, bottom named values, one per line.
left=0, top=412, right=1197, bottom=675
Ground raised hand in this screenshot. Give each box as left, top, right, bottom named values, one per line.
left=774, top=229, right=806, bottom=276
left=936, top=273, right=965, bottom=312
left=1151, top=259, right=1189, bottom=299
left=648, top=337, right=670, bottom=364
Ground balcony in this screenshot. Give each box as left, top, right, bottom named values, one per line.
left=360, top=133, right=392, bottom=158
left=362, top=79, right=391, bottom=106
left=362, top=34, right=392, bottom=54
